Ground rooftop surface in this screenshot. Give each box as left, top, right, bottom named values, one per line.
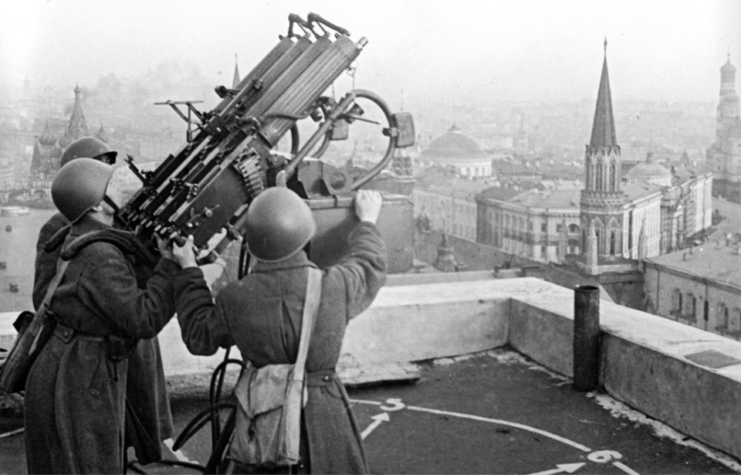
left=507, top=188, right=581, bottom=209
left=622, top=181, right=663, bottom=201
left=645, top=240, right=741, bottom=286
left=1, top=349, right=737, bottom=474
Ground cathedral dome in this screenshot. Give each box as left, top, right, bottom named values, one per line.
left=626, top=154, right=672, bottom=186
left=422, top=125, right=487, bottom=160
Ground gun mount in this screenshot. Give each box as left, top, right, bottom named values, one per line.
left=119, top=13, right=415, bottom=272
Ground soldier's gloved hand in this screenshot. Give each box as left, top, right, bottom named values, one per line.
left=172, top=235, right=199, bottom=269
left=354, top=190, right=383, bottom=225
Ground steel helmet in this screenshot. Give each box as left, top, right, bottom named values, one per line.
left=60, top=137, right=118, bottom=167
left=245, top=187, right=316, bottom=262
left=52, top=158, right=116, bottom=223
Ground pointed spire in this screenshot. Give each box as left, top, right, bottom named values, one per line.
left=638, top=216, right=648, bottom=261
left=67, top=84, right=88, bottom=140
left=589, top=41, right=617, bottom=149
left=95, top=123, right=108, bottom=143
left=232, top=54, right=241, bottom=89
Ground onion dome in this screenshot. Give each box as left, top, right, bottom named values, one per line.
left=721, top=57, right=736, bottom=75
left=38, top=121, right=57, bottom=146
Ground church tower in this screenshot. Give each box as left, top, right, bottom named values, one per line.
left=57, top=85, right=89, bottom=152
left=579, top=40, right=625, bottom=272
left=710, top=54, right=741, bottom=202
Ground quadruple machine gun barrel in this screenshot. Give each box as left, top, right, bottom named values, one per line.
left=119, top=13, right=415, bottom=260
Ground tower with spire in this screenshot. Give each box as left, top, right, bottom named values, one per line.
left=232, top=54, right=241, bottom=89
left=709, top=53, right=741, bottom=203
left=579, top=40, right=625, bottom=272
left=58, top=84, right=89, bottom=152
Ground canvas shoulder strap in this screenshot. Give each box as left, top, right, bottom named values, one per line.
left=292, top=267, right=322, bottom=383
left=38, top=256, right=71, bottom=314
left=39, top=231, right=110, bottom=315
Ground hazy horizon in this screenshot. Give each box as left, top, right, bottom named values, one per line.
left=1, top=0, right=740, bottom=107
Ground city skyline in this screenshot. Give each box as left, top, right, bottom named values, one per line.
left=1, top=0, right=739, bottom=106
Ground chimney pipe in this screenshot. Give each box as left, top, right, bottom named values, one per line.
left=573, top=285, right=600, bottom=392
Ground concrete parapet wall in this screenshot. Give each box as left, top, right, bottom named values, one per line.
left=341, top=279, right=510, bottom=365
left=2, top=275, right=740, bottom=460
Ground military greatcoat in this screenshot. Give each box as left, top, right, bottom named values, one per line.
left=32, top=211, right=175, bottom=465
left=24, top=216, right=199, bottom=474
left=174, top=222, right=387, bottom=474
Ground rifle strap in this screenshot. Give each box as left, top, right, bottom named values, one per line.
left=292, top=268, right=322, bottom=384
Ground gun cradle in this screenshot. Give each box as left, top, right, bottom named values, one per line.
left=119, top=13, right=415, bottom=272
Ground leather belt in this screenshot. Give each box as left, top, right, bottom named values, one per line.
left=53, top=323, right=106, bottom=344
left=305, top=369, right=336, bottom=387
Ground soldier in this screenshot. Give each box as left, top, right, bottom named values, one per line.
left=33, top=136, right=117, bottom=308
left=32, top=137, right=175, bottom=466
left=24, top=158, right=200, bottom=474
left=171, top=187, right=387, bottom=474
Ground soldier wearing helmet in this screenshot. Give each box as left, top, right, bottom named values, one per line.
left=33, top=139, right=176, bottom=466
left=171, top=186, right=387, bottom=474
left=59, top=136, right=118, bottom=167
left=25, top=158, right=200, bottom=474
left=34, top=137, right=118, bottom=308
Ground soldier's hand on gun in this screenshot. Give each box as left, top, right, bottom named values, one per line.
left=155, top=233, right=176, bottom=262
left=172, top=235, right=199, bottom=269
left=354, top=190, right=383, bottom=225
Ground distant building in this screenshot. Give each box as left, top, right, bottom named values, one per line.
left=413, top=168, right=491, bottom=241
left=0, top=158, right=14, bottom=189
left=707, top=55, right=741, bottom=203
left=410, top=43, right=713, bottom=309
left=419, top=125, right=492, bottom=178
left=477, top=188, right=581, bottom=262
left=29, top=85, right=89, bottom=177
left=643, top=240, right=741, bottom=342
left=574, top=44, right=713, bottom=275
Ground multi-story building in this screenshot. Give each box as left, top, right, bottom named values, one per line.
left=707, top=56, right=741, bottom=203
left=643, top=240, right=741, bottom=342
left=477, top=188, right=581, bottom=262
left=413, top=168, right=491, bottom=242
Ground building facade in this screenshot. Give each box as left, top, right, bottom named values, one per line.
left=413, top=169, right=490, bottom=242
left=477, top=188, right=581, bottom=263
left=643, top=242, right=741, bottom=342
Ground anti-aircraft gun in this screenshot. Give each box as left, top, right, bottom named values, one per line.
left=120, top=13, right=415, bottom=273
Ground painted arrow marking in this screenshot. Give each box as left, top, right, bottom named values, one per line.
left=361, top=412, right=390, bottom=440
left=528, top=462, right=585, bottom=475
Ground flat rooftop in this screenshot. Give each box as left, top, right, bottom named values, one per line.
left=2, top=275, right=741, bottom=474
left=1, top=349, right=736, bottom=474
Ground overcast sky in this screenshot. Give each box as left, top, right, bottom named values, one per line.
left=1, top=0, right=740, bottom=105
